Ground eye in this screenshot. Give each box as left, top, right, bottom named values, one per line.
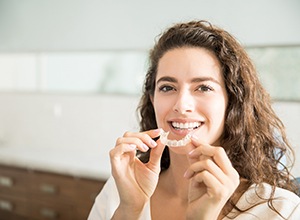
left=196, top=84, right=214, bottom=92
left=158, top=85, right=175, bottom=93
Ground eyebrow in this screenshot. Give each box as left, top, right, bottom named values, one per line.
left=156, top=76, right=221, bottom=85
left=191, top=76, right=221, bottom=85
left=156, top=76, right=177, bottom=85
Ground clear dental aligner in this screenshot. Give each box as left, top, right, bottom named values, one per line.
left=159, top=129, right=191, bottom=147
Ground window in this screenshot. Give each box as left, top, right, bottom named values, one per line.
left=0, top=46, right=299, bottom=100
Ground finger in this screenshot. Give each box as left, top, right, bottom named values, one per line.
left=185, top=141, right=201, bottom=165
left=116, top=136, right=151, bottom=152
left=121, top=129, right=161, bottom=149
left=110, top=143, right=137, bottom=160
left=192, top=171, right=224, bottom=198
left=190, top=137, right=233, bottom=175
left=147, top=139, right=166, bottom=171
left=144, top=128, right=162, bottom=138
left=109, top=143, right=137, bottom=177
left=184, top=159, right=228, bottom=184
left=123, top=128, right=161, bottom=141
left=188, top=141, right=240, bottom=188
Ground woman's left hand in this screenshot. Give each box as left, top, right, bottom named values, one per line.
left=184, top=136, right=240, bottom=220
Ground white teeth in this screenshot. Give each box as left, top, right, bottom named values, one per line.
left=159, top=129, right=191, bottom=147
left=172, top=122, right=200, bottom=130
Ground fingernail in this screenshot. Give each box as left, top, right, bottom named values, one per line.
left=150, top=139, right=157, bottom=147
left=183, top=170, right=194, bottom=179
left=183, top=170, right=188, bottom=178
left=142, top=144, right=149, bottom=151
left=129, top=144, right=137, bottom=150
left=155, top=129, right=162, bottom=137
left=156, top=128, right=162, bottom=133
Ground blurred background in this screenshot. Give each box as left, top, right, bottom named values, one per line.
left=0, top=0, right=299, bottom=219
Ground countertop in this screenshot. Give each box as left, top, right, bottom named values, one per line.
left=0, top=146, right=111, bottom=180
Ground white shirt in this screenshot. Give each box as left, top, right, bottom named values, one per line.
left=88, top=177, right=300, bottom=220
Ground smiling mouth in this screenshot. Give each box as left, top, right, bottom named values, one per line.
left=171, top=121, right=201, bottom=130
left=160, top=121, right=202, bottom=147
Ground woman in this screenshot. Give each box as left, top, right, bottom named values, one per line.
left=88, top=20, right=300, bottom=219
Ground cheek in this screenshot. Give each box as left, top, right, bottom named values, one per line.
left=211, top=99, right=228, bottom=136
left=214, top=102, right=227, bottom=124
left=153, top=97, right=170, bottom=126
left=202, top=97, right=227, bottom=128
left=153, top=100, right=164, bottom=122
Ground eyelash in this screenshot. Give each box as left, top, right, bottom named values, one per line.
left=158, top=84, right=214, bottom=93
left=196, top=84, right=214, bottom=92
left=158, top=85, right=175, bottom=92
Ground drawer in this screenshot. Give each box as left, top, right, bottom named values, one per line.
left=73, top=178, right=105, bottom=218
left=0, top=165, right=31, bottom=196
left=30, top=171, right=105, bottom=203
left=29, top=171, right=77, bottom=203
left=29, top=200, right=74, bottom=220
left=0, top=195, right=74, bottom=220
left=0, top=165, right=107, bottom=220
left=0, top=194, right=30, bottom=219
left=0, top=211, right=28, bottom=220
left=74, top=178, right=104, bottom=202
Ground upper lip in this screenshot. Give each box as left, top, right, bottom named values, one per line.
left=168, top=118, right=204, bottom=123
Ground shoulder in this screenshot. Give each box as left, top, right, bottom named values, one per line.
left=226, top=183, right=300, bottom=219
left=244, top=182, right=299, bottom=203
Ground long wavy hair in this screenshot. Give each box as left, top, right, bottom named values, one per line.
left=137, top=20, right=298, bottom=217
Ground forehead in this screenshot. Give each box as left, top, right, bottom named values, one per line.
left=156, top=47, right=222, bottom=81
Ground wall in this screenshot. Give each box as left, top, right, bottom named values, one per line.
left=0, top=0, right=300, bottom=51
left=0, top=93, right=299, bottom=177
left=273, top=102, right=300, bottom=177
left=0, top=93, right=139, bottom=150
left=0, top=0, right=299, bottom=178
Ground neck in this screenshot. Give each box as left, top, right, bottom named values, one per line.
left=160, top=151, right=191, bottom=200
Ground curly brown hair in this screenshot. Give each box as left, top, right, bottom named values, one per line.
left=137, top=20, right=298, bottom=217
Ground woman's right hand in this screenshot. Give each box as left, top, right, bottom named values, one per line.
left=109, top=128, right=165, bottom=218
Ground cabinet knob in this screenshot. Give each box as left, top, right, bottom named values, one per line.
left=40, top=208, right=58, bottom=219
left=0, top=199, right=13, bottom=211
left=0, top=176, right=13, bottom=187
left=40, top=184, right=58, bottom=194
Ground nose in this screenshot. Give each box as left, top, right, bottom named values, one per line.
left=173, top=90, right=195, bottom=114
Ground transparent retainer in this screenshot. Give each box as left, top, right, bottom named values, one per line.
left=159, top=129, right=191, bottom=147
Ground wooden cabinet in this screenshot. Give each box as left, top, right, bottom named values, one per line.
left=0, top=165, right=106, bottom=220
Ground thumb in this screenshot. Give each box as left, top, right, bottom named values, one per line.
left=147, top=140, right=166, bottom=172
left=186, top=135, right=207, bottom=165
left=185, top=140, right=198, bottom=165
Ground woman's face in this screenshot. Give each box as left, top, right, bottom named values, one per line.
left=152, top=47, right=228, bottom=149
